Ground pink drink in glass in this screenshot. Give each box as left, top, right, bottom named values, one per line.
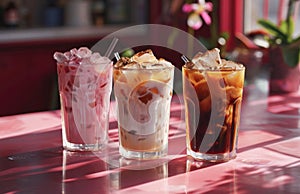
left=54, top=47, right=112, bottom=151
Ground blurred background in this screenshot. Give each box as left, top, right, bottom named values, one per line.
left=0, top=0, right=299, bottom=116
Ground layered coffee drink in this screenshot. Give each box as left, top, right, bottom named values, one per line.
left=113, top=49, right=174, bottom=159
left=182, top=48, right=245, bottom=162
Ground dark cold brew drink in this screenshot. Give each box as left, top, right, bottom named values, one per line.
left=182, top=48, right=245, bottom=162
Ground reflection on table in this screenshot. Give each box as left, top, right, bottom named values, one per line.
left=0, top=82, right=300, bottom=193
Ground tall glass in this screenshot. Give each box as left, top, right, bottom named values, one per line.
left=56, top=50, right=113, bottom=151
left=114, top=65, right=174, bottom=159
left=182, top=64, right=245, bottom=162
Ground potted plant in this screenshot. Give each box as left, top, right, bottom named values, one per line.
left=258, top=0, right=300, bottom=93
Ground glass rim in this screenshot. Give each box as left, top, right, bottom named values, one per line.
left=182, top=64, right=245, bottom=71
left=56, top=62, right=113, bottom=69
left=56, top=61, right=112, bottom=66
left=113, top=65, right=175, bottom=71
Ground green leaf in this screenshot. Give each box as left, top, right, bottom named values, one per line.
left=121, top=48, right=135, bottom=58
left=257, top=19, right=288, bottom=41
left=279, top=20, right=288, bottom=34
left=286, top=16, right=295, bottom=41
left=220, top=32, right=230, bottom=40
left=282, top=46, right=300, bottom=67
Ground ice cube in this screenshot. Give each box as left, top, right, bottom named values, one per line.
left=89, top=53, right=110, bottom=65
left=131, top=49, right=158, bottom=64
left=151, top=68, right=173, bottom=82
left=90, top=53, right=102, bottom=64
left=140, top=63, right=162, bottom=69
left=70, top=48, right=78, bottom=56
left=98, top=57, right=111, bottom=66
left=222, top=59, right=243, bottom=70
left=89, top=54, right=112, bottom=73
left=66, top=51, right=81, bottom=64
left=114, top=49, right=173, bottom=70
left=78, top=57, right=86, bottom=65
left=55, top=47, right=112, bottom=75
left=122, top=62, right=140, bottom=69
left=192, top=48, right=222, bottom=70
left=63, top=51, right=72, bottom=60
left=76, top=47, right=92, bottom=58
left=158, top=58, right=173, bottom=67
left=69, top=60, right=80, bottom=67
left=53, top=52, right=68, bottom=63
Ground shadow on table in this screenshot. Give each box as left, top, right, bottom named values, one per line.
left=198, top=160, right=300, bottom=194
left=267, top=92, right=300, bottom=116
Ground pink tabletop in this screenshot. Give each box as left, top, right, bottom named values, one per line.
left=0, top=87, right=300, bottom=194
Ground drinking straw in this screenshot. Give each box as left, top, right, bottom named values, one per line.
left=114, top=52, right=121, bottom=60
left=105, top=37, right=119, bottom=57
left=181, top=55, right=190, bottom=63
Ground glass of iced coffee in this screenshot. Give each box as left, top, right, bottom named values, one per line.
left=182, top=48, right=245, bottom=162
left=54, top=47, right=113, bottom=151
left=113, top=49, right=174, bottom=159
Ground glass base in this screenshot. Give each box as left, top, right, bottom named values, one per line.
left=119, top=146, right=167, bottom=160
left=63, top=141, right=105, bottom=152
left=187, top=149, right=237, bottom=162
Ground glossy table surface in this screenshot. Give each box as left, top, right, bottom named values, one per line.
left=1, top=82, right=300, bottom=194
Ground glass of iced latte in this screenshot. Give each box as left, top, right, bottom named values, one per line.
left=182, top=48, right=245, bottom=162
left=54, top=47, right=113, bottom=151
left=113, top=50, right=174, bottom=159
